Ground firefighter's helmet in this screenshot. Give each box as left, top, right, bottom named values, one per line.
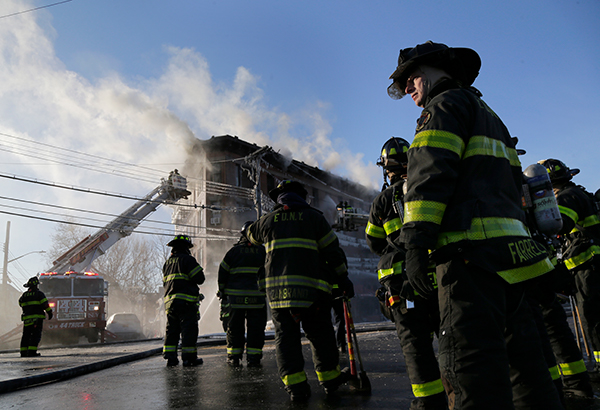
left=377, top=137, right=411, bottom=172
left=268, top=180, right=308, bottom=202
left=387, top=41, right=481, bottom=100
left=240, top=221, right=253, bottom=239
left=167, top=234, right=194, bottom=248
left=538, top=159, right=580, bottom=186
left=24, top=276, right=39, bottom=288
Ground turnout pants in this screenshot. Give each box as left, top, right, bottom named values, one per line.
left=437, top=258, right=564, bottom=410
left=163, top=300, right=199, bottom=361
left=573, top=262, right=600, bottom=366
left=527, top=297, right=565, bottom=404
left=272, top=301, right=341, bottom=391
left=227, top=306, right=267, bottom=361
left=389, top=294, right=446, bottom=409
left=541, top=297, right=592, bottom=394
left=20, top=319, right=43, bottom=356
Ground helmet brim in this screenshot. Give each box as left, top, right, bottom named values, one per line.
left=167, top=239, right=193, bottom=248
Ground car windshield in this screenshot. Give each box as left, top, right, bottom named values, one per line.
left=111, top=314, right=140, bottom=325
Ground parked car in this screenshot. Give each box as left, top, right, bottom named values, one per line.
left=106, top=313, right=144, bottom=340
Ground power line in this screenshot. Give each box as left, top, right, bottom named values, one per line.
left=0, top=209, right=239, bottom=240
left=0, top=0, right=73, bottom=20
left=0, top=133, right=164, bottom=184
left=0, top=171, right=250, bottom=212
left=0, top=199, right=239, bottom=234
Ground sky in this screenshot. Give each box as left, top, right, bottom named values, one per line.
left=0, top=0, right=598, bottom=289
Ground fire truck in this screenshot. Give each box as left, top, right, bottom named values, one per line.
left=38, top=170, right=191, bottom=344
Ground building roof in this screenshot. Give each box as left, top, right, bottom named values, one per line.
left=195, top=134, right=377, bottom=203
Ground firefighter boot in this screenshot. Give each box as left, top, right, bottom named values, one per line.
left=183, top=357, right=204, bottom=367
left=322, top=367, right=352, bottom=395
left=227, top=356, right=242, bottom=367
left=166, top=357, right=179, bottom=367
left=247, top=356, right=261, bottom=368
left=409, top=392, right=448, bottom=409
left=286, top=380, right=311, bottom=402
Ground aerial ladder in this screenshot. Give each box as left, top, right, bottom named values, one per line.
left=0, top=170, right=191, bottom=346
left=332, top=201, right=369, bottom=232
left=49, top=170, right=190, bottom=273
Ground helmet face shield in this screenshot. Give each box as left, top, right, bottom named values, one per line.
left=387, top=80, right=406, bottom=100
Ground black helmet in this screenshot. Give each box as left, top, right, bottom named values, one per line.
left=240, top=221, right=253, bottom=239
left=387, top=41, right=481, bottom=100
left=268, top=180, right=308, bottom=202
left=167, top=234, right=194, bottom=248
left=24, top=276, right=39, bottom=288
left=538, top=159, right=580, bottom=186
left=377, top=137, right=411, bottom=171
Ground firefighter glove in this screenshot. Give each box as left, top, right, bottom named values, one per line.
left=339, top=276, right=355, bottom=299
left=46, top=310, right=53, bottom=320
left=405, top=247, right=434, bottom=299
left=399, top=280, right=416, bottom=301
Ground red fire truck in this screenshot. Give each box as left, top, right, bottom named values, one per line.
left=39, top=271, right=107, bottom=344
left=37, top=170, right=190, bottom=344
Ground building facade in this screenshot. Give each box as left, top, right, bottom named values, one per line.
left=171, top=135, right=383, bottom=332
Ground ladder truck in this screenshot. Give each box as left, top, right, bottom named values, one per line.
left=38, top=171, right=190, bottom=344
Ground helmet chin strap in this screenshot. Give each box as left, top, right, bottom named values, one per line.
left=383, top=168, right=406, bottom=189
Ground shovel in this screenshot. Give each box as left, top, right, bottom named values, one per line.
left=344, top=297, right=372, bottom=395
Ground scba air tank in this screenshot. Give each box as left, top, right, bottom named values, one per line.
left=523, top=163, right=563, bottom=235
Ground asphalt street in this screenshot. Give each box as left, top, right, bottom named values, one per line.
left=1, top=324, right=600, bottom=409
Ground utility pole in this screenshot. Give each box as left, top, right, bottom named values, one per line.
left=2, top=221, right=9, bottom=289
left=1, top=221, right=10, bottom=330
left=255, top=166, right=262, bottom=219
left=243, top=146, right=272, bottom=219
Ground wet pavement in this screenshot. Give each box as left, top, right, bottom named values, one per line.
left=1, top=323, right=600, bottom=409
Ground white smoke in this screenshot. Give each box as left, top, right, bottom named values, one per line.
left=0, top=2, right=379, bottom=194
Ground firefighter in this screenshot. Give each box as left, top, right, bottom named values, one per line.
left=539, top=159, right=600, bottom=376
left=218, top=221, right=267, bottom=367
left=389, top=41, right=563, bottom=409
left=19, top=276, right=52, bottom=357
left=365, top=137, right=447, bottom=409
left=247, top=180, right=353, bottom=402
left=162, top=234, right=205, bottom=367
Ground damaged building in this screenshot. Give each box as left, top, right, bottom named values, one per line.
left=171, top=134, right=383, bottom=333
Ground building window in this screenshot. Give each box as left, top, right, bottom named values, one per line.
left=266, top=175, right=276, bottom=193
left=210, top=163, right=222, bottom=183
left=236, top=164, right=254, bottom=188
